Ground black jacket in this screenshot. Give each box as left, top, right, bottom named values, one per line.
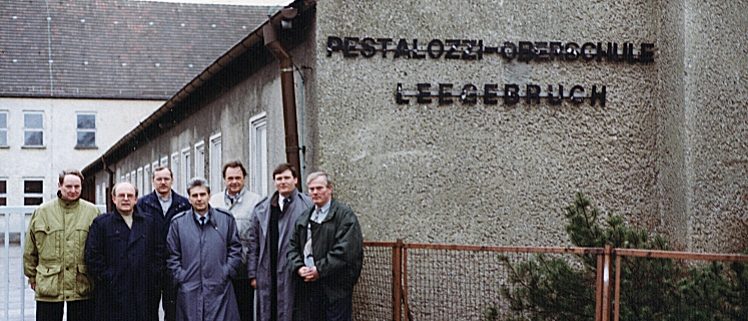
left=85, top=210, right=164, bottom=321
left=135, top=190, right=190, bottom=247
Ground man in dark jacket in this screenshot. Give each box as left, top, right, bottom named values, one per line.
left=135, top=166, right=190, bottom=321
left=167, top=177, right=242, bottom=321
left=288, top=171, right=363, bottom=321
left=85, top=182, right=164, bottom=321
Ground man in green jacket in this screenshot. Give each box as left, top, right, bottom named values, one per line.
left=23, top=169, right=100, bottom=321
left=288, top=171, right=363, bottom=321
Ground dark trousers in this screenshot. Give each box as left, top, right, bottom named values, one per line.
left=233, top=278, right=254, bottom=321
left=36, top=300, right=94, bottom=321
left=302, top=283, right=352, bottom=321
left=161, top=284, right=177, bottom=321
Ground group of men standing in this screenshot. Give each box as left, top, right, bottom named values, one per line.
left=23, top=162, right=364, bottom=321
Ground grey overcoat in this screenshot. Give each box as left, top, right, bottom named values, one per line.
left=167, top=207, right=243, bottom=321
left=248, top=189, right=312, bottom=321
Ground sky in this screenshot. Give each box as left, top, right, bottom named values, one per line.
left=136, top=0, right=292, bottom=5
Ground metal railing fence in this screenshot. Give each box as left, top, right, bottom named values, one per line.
left=355, top=241, right=748, bottom=321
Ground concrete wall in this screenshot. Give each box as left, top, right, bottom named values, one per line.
left=0, top=98, right=160, bottom=205
left=312, top=0, right=748, bottom=251
left=106, top=33, right=318, bottom=200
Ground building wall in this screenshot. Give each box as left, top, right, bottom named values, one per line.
left=104, top=39, right=318, bottom=200
left=0, top=98, right=160, bottom=206
left=311, top=0, right=748, bottom=251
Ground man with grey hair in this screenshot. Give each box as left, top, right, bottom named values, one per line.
left=288, top=171, right=363, bottom=321
left=167, top=177, right=242, bottom=321
left=86, top=182, right=163, bottom=321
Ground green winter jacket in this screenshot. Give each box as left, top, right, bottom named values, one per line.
left=23, top=197, right=100, bottom=302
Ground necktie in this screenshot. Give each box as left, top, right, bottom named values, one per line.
left=200, top=216, right=206, bottom=225
left=282, top=197, right=291, bottom=212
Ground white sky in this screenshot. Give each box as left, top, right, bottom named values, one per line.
left=136, top=0, right=292, bottom=5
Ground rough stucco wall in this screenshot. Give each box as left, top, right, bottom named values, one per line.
left=684, top=1, right=748, bottom=252
left=314, top=0, right=663, bottom=245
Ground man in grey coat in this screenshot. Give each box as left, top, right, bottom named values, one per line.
left=209, top=161, right=262, bottom=321
left=248, top=163, right=312, bottom=321
left=167, top=177, right=243, bottom=321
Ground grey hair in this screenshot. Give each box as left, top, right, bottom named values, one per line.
left=306, top=171, right=333, bottom=188
left=111, top=182, right=139, bottom=197
left=186, top=177, right=211, bottom=195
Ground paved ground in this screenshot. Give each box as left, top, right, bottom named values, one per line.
left=0, top=244, right=36, bottom=321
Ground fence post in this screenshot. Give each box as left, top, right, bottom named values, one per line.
left=595, top=253, right=602, bottom=321
left=613, top=252, right=621, bottom=321
left=392, top=239, right=403, bottom=321
left=601, top=245, right=612, bottom=321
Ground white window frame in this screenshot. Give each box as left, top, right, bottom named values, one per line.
left=23, top=111, right=44, bottom=147
left=249, top=113, right=268, bottom=196
left=194, top=141, right=205, bottom=179
left=143, top=164, right=151, bottom=193
left=0, top=111, right=8, bottom=147
left=209, top=133, right=222, bottom=189
left=22, top=177, right=44, bottom=205
left=136, top=167, right=144, bottom=195
left=181, top=147, right=191, bottom=195
left=171, top=152, right=179, bottom=192
left=75, top=112, right=96, bottom=148
left=160, top=156, right=169, bottom=167
left=130, top=171, right=136, bottom=184
left=0, top=177, right=7, bottom=206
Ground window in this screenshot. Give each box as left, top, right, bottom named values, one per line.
left=181, top=148, right=191, bottom=195
left=160, top=156, right=168, bottom=167
left=125, top=172, right=131, bottom=183
left=24, top=112, right=44, bottom=147
left=194, top=141, right=205, bottom=179
left=249, top=113, right=268, bottom=196
left=0, top=179, right=7, bottom=206
left=0, top=111, right=7, bottom=147
left=130, top=171, right=136, bottom=184
left=143, top=165, right=151, bottom=193
left=209, top=133, right=222, bottom=188
left=23, top=179, right=43, bottom=205
left=76, top=113, right=96, bottom=148
left=171, top=152, right=179, bottom=190
left=137, top=167, right=144, bottom=194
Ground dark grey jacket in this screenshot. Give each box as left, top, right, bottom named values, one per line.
left=287, top=199, right=364, bottom=304
left=167, top=207, right=242, bottom=321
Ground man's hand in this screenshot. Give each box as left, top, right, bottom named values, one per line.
left=30, top=282, right=36, bottom=291
left=250, top=278, right=257, bottom=289
left=298, top=266, right=319, bottom=282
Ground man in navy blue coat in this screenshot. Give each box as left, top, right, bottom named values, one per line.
left=135, top=166, right=190, bottom=321
left=85, top=182, right=164, bottom=321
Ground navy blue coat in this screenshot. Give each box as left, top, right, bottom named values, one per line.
left=136, top=190, right=190, bottom=281
left=85, top=210, right=164, bottom=321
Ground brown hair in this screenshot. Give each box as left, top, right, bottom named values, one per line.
left=58, top=169, right=84, bottom=185
left=222, top=161, right=247, bottom=178
left=272, top=163, right=298, bottom=179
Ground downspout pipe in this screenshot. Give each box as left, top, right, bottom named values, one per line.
left=102, top=158, right=115, bottom=212
left=263, top=7, right=302, bottom=191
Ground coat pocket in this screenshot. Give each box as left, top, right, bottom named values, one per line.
left=35, top=264, right=62, bottom=297
left=75, top=264, right=93, bottom=296
left=33, top=225, right=62, bottom=261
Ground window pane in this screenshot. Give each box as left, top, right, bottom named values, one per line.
left=25, top=131, right=43, bottom=146
left=77, top=131, right=95, bottom=147
left=24, top=113, right=43, bottom=129
left=24, top=180, right=43, bottom=193
left=0, top=113, right=7, bottom=128
left=0, top=130, right=6, bottom=146
left=0, top=198, right=6, bottom=206
left=0, top=180, right=6, bottom=193
left=24, top=197, right=43, bottom=206
left=77, top=114, right=95, bottom=129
